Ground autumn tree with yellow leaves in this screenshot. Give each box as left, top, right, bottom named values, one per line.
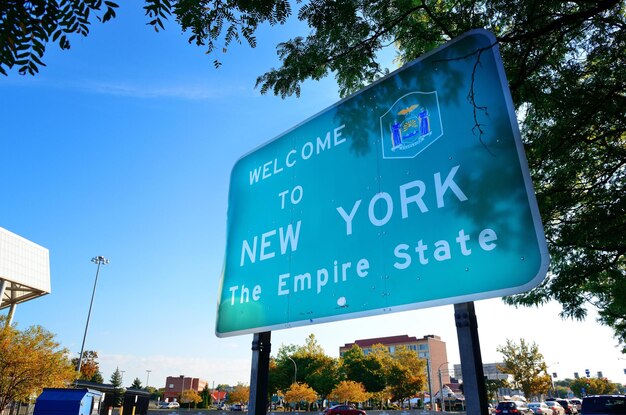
left=180, top=389, right=202, bottom=409
left=330, top=380, right=370, bottom=405
left=0, top=317, right=77, bottom=412
left=227, top=383, right=250, bottom=404
left=284, top=382, right=318, bottom=410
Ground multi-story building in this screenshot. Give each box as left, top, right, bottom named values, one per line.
left=453, top=362, right=510, bottom=381
left=339, top=334, right=450, bottom=395
left=162, top=375, right=209, bottom=402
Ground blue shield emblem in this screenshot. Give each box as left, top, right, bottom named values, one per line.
left=380, top=91, right=443, bottom=159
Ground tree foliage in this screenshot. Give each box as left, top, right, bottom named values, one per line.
left=199, top=384, right=211, bottom=408
left=109, top=367, right=124, bottom=406
left=386, top=346, right=427, bottom=404
left=227, top=383, right=250, bottom=404
left=485, top=379, right=507, bottom=402
left=340, top=345, right=386, bottom=393
left=497, top=339, right=552, bottom=399
left=270, top=334, right=341, bottom=401
left=131, top=377, right=143, bottom=389
left=0, top=317, right=77, bottom=412
left=181, top=389, right=202, bottom=407
left=71, top=350, right=102, bottom=382
left=0, top=0, right=118, bottom=75
left=284, top=382, right=318, bottom=409
left=569, top=377, right=619, bottom=396
left=3, top=0, right=625, bottom=348
left=330, top=380, right=370, bottom=404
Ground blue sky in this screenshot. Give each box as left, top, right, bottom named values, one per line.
left=1, top=3, right=624, bottom=391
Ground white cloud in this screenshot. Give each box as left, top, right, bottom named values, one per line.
left=97, top=352, right=251, bottom=389
left=1, top=76, right=252, bottom=100
left=73, top=80, right=235, bottom=100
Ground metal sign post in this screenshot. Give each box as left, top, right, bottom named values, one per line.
left=455, top=302, right=488, bottom=415
left=248, top=332, right=271, bottom=415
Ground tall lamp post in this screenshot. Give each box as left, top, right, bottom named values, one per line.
left=547, top=362, right=559, bottom=398
left=426, top=358, right=434, bottom=411
left=438, top=362, right=449, bottom=412
left=288, top=356, right=298, bottom=384
left=146, top=370, right=152, bottom=389
left=77, top=256, right=109, bottom=377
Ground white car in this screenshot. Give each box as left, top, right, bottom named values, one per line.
left=546, top=401, right=565, bottom=415
left=160, top=401, right=180, bottom=409
left=528, top=402, right=554, bottom=415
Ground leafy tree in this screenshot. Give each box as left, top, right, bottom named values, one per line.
left=293, top=335, right=342, bottom=401
left=306, top=355, right=341, bottom=403
left=71, top=350, right=102, bottom=382
left=270, top=335, right=341, bottom=401
left=330, top=380, right=370, bottom=404
left=147, top=386, right=162, bottom=401
left=227, top=383, right=250, bottom=404
left=340, top=345, right=386, bottom=393
left=369, top=387, right=393, bottom=410
left=386, top=346, right=426, bottom=406
left=284, top=382, right=318, bottom=411
left=0, top=1, right=118, bottom=75
left=181, top=389, right=202, bottom=408
left=91, top=372, right=104, bottom=384
left=0, top=317, right=77, bottom=412
left=4, top=1, right=625, bottom=347
left=271, top=344, right=299, bottom=393
left=554, top=385, right=570, bottom=399
left=199, top=384, right=211, bottom=408
left=497, top=339, right=553, bottom=399
left=109, top=367, right=124, bottom=406
left=130, top=377, right=143, bottom=389
left=570, top=377, right=618, bottom=396
left=485, top=379, right=507, bottom=402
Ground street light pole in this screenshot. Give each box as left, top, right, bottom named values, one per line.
left=426, top=358, right=434, bottom=410
left=438, top=362, right=449, bottom=412
left=547, top=362, right=559, bottom=398
left=77, top=256, right=109, bottom=377
left=146, top=370, right=152, bottom=389
left=288, top=356, right=298, bottom=384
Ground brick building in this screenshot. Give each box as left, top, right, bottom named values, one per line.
left=163, top=375, right=209, bottom=402
left=340, top=334, right=450, bottom=395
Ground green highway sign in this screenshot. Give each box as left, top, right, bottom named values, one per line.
left=216, top=29, right=549, bottom=337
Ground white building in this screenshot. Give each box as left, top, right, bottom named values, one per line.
left=0, top=227, right=50, bottom=324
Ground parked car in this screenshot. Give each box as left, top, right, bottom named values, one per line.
left=558, top=399, right=579, bottom=415
left=581, top=395, right=626, bottom=415
left=495, top=401, right=534, bottom=415
left=160, top=401, right=180, bottom=409
left=231, top=404, right=244, bottom=411
left=546, top=401, right=566, bottom=415
left=529, top=402, right=554, bottom=415
left=570, top=399, right=583, bottom=412
left=323, top=404, right=367, bottom=415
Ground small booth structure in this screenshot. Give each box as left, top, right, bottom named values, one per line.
left=33, top=388, right=102, bottom=415
left=121, top=388, right=150, bottom=415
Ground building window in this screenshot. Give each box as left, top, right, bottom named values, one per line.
left=418, top=344, right=429, bottom=351
left=389, top=346, right=395, bottom=354
left=169, top=384, right=174, bottom=388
